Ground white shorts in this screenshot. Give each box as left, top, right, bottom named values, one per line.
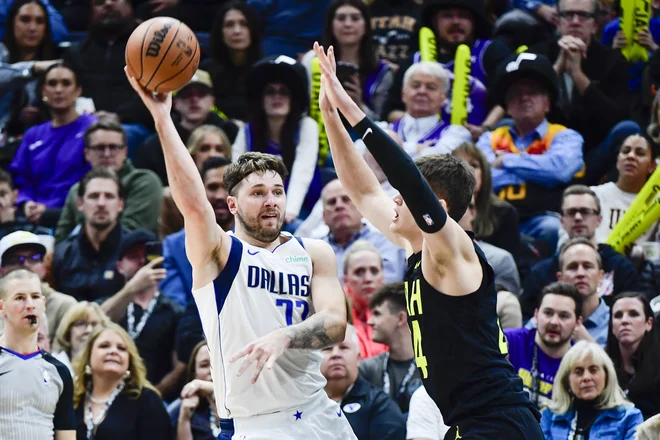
left=218, top=392, right=357, bottom=440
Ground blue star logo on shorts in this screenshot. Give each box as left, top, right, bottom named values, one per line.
left=294, top=410, right=303, bottom=420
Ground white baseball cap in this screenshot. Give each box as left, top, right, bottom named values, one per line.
left=0, top=231, right=47, bottom=265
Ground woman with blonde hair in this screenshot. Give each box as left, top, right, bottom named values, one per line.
left=71, top=322, right=172, bottom=439
left=52, top=301, right=109, bottom=373
left=187, top=125, right=232, bottom=171
left=540, top=340, right=643, bottom=439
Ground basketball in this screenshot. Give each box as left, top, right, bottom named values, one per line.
left=125, top=17, right=200, bottom=94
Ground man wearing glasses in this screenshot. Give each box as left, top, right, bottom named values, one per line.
left=0, top=231, right=77, bottom=341
left=54, top=118, right=162, bottom=242
left=520, top=185, right=640, bottom=322
left=531, top=0, right=640, bottom=185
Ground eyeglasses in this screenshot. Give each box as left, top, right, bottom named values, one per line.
left=87, top=143, right=125, bottom=153
left=2, top=253, right=43, bottom=266
left=558, top=10, right=595, bottom=21
left=562, top=208, right=599, bottom=218
left=263, top=86, right=291, bottom=97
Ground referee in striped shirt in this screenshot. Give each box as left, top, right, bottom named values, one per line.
left=0, top=268, right=75, bottom=439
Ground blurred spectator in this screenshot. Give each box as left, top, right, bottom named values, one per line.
left=359, top=282, right=423, bottom=415
left=636, top=413, right=660, bottom=440
left=135, top=71, right=238, bottom=186
left=0, top=170, right=52, bottom=239
left=0, top=0, right=62, bottom=154
left=36, top=311, right=50, bottom=350
left=9, top=62, right=94, bottom=228
left=161, top=157, right=234, bottom=308
left=187, top=125, right=232, bottom=171
left=202, top=1, right=263, bottom=122
left=521, top=185, right=640, bottom=320
left=452, top=143, right=521, bottom=257
left=101, top=229, right=185, bottom=402
left=342, top=240, right=389, bottom=359
left=478, top=52, right=584, bottom=251
left=247, top=0, right=333, bottom=59
left=133, top=0, right=219, bottom=32
left=52, top=168, right=128, bottom=301
left=606, top=292, right=660, bottom=420
left=0, top=230, right=77, bottom=340
left=505, top=282, right=583, bottom=410
left=406, top=385, right=450, bottom=440
left=158, top=186, right=184, bottom=239
left=302, top=0, right=394, bottom=121
left=383, top=0, right=510, bottom=133
left=56, top=119, right=162, bottom=241
left=368, top=0, right=422, bottom=69
left=51, top=301, right=108, bottom=373
left=384, top=62, right=471, bottom=158
left=0, top=268, right=76, bottom=440
left=233, top=56, right=321, bottom=225
left=49, top=0, right=89, bottom=32
left=540, top=341, right=643, bottom=438
left=511, top=0, right=558, bottom=28
left=167, top=341, right=219, bottom=440
left=531, top=0, right=640, bottom=185
left=0, top=0, right=68, bottom=43
left=71, top=323, right=173, bottom=439
left=321, top=324, right=407, bottom=440
left=62, top=0, right=152, bottom=151
left=321, top=179, right=406, bottom=285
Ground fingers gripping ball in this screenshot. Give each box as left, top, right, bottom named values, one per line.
left=125, top=17, right=200, bottom=93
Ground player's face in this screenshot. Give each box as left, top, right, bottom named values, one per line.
left=194, top=345, right=212, bottom=382
left=77, top=178, right=124, bottom=231
left=1, top=246, right=46, bottom=280
left=402, top=73, right=446, bottom=119
left=367, top=303, right=399, bottom=345
left=332, top=5, right=366, bottom=47
left=205, top=166, right=232, bottom=225
left=567, top=354, right=606, bottom=401
left=560, top=194, right=601, bottom=240
left=558, top=245, right=603, bottom=298
left=434, top=8, right=475, bottom=45
left=343, top=250, right=384, bottom=300
left=611, top=297, right=652, bottom=347
left=322, top=181, right=362, bottom=234
left=231, top=171, right=286, bottom=243
left=535, top=294, right=579, bottom=348
left=263, top=83, right=291, bottom=118
left=320, top=333, right=360, bottom=381
left=616, top=135, right=655, bottom=181
left=390, top=194, right=418, bottom=238
left=89, top=329, right=130, bottom=378
left=84, top=129, right=128, bottom=171
left=13, top=3, right=46, bottom=51
left=69, top=312, right=103, bottom=356
left=42, top=67, right=81, bottom=112
left=0, top=277, right=44, bottom=332
left=194, top=133, right=229, bottom=170
left=222, top=9, right=251, bottom=51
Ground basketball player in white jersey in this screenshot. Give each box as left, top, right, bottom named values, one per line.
left=125, top=68, right=356, bottom=440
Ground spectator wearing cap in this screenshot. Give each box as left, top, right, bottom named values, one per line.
left=530, top=0, right=640, bottom=185
left=477, top=52, right=584, bottom=252
left=233, top=56, right=322, bottom=228
left=0, top=230, right=77, bottom=340
left=135, top=70, right=239, bottom=186
left=54, top=118, right=162, bottom=242
left=383, top=0, right=511, bottom=136
left=100, top=229, right=185, bottom=402
left=52, top=167, right=128, bottom=302
left=0, top=170, right=51, bottom=241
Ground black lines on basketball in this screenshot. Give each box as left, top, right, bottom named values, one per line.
left=145, top=21, right=182, bottom=89
left=153, top=39, right=199, bottom=93
left=137, top=21, right=154, bottom=81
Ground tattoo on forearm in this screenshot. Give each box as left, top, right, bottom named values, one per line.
left=286, top=315, right=335, bottom=349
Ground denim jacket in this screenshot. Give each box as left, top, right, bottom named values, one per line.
left=540, top=404, right=643, bottom=440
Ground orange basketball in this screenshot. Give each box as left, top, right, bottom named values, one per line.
left=125, top=17, right=200, bottom=94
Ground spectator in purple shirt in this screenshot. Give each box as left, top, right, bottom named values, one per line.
left=9, top=62, right=94, bottom=228
left=505, top=281, right=583, bottom=410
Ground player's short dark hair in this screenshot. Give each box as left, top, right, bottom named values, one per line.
left=537, top=281, right=583, bottom=319
left=77, top=167, right=124, bottom=199
left=414, top=154, right=476, bottom=221
left=0, top=169, right=14, bottom=190
left=201, top=156, right=232, bottom=183
left=223, top=152, right=289, bottom=196
left=369, top=282, right=407, bottom=315
left=83, top=118, right=127, bottom=148
left=561, top=185, right=601, bottom=214
left=0, top=267, right=41, bottom=299
left=558, top=237, right=602, bottom=270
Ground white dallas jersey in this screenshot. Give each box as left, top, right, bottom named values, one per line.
left=192, top=232, right=326, bottom=419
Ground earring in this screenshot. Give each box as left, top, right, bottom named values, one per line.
left=85, top=365, right=92, bottom=375
left=123, top=370, right=131, bottom=380
left=42, top=96, right=48, bottom=103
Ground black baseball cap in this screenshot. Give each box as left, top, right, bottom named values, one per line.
left=118, top=229, right=157, bottom=260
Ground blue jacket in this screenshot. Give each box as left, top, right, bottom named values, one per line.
left=540, top=404, right=643, bottom=440
left=0, top=0, right=68, bottom=43
left=160, top=229, right=192, bottom=308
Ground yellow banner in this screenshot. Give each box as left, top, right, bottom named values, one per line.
left=310, top=57, right=329, bottom=167
left=419, top=27, right=437, bottom=62
left=451, top=44, right=471, bottom=126
left=621, top=0, right=651, bottom=62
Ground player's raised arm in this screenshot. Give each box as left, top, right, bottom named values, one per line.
left=125, top=67, right=228, bottom=281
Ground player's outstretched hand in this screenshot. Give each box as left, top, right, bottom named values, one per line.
left=313, top=42, right=360, bottom=119
left=124, top=66, right=172, bottom=119
left=230, top=328, right=291, bottom=384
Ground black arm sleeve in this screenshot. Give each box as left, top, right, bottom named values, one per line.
left=352, top=117, right=447, bottom=233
